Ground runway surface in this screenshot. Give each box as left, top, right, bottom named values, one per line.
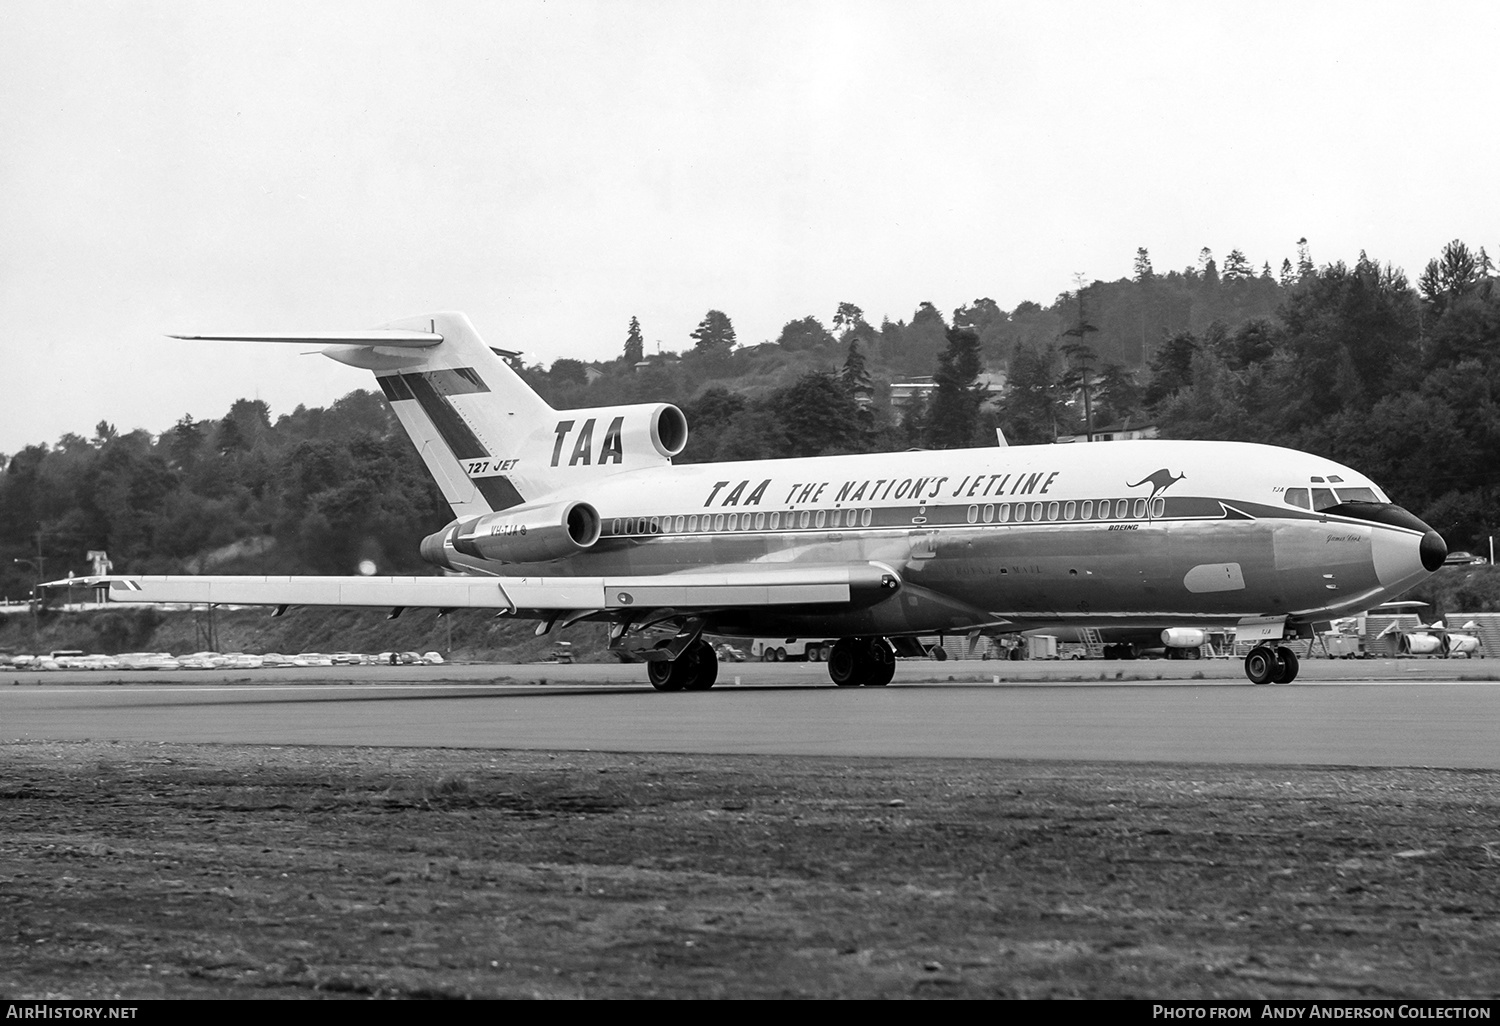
left=5, top=659, right=1498, bottom=768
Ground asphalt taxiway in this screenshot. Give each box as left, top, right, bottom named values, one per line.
left=3, top=659, right=1498, bottom=768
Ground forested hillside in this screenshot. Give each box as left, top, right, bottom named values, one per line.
left=2, top=239, right=1496, bottom=608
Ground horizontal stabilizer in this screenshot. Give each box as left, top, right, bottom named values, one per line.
left=44, top=564, right=900, bottom=615
left=167, top=330, right=442, bottom=348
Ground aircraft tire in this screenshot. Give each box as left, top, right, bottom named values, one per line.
left=862, top=637, right=896, bottom=686
left=648, top=640, right=718, bottom=691
left=1244, top=646, right=1277, bottom=685
left=827, top=639, right=861, bottom=686
left=1272, top=646, right=1299, bottom=684
left=647, top=659, right=683, bottom=692
left=865, top=652, right=896, bottom=686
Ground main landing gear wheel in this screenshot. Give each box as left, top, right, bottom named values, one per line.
left=827, top=637, right=896, bottom=687
left=1244, top=645, right=1300, bottom=685
left=1272, top=646, right=1299, bottom=684
left=647, top=639, right=719, bottom=692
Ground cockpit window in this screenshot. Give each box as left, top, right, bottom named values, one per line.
left=1336, top=487, right=1378, bottom=503
left=1311, top=488, right=1339, bottom=510
left=1285, top=488, right=1310, bottom=509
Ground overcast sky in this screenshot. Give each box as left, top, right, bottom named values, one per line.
left=3, top=0, right=1496, bottom=456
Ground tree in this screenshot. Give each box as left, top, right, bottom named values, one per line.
left=998, top=341, right=1064, bottom=444
left=841, top=338, right=870, bottom=392
left=1223, top=249, right=1252, bottom=280
left=771, top=372, right=864, bottom=457
left=689, top=310, right=736, bottom=353
left=1060, top=281, right=1100, bottom=437
left=775, top=315, right=834, bottom=351
left=549, top=358, right=588, bottom=387
left=924, top=326, right=986, bottom=449
left=832, top=302, right=866, bottom=337
left=677, top=387, right=746, bottom=463
left=1134, top=247, right=1154, bottom=282
left=1279, top=258, right=1296, bottom=288
left=623, top=316, right=644, bottom=364
left=1296, top=237, right=1314, bottom=279
left=953, top=297, right=1004, bottom=335
left=1419, top=239, right=1482, bottom=311
left=163, top=414, right=204, bottom=471
left=1143, top=331, right=1200, bottom=407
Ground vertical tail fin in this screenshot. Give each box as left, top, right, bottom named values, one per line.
left=175, top=312, right=687, bottom=520
left=323, top=312, right=552, bottom=518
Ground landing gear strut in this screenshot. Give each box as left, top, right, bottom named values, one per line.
left=647, top=638, right=719, bottom=692
left=1244, top=644, right=1300, bottom=685
left=826, top=637, right=897, bottom=687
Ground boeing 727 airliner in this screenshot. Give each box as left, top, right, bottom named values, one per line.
left=52, top=312, right=1447, bottom=687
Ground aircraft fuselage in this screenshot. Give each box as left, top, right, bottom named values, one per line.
left=424, top=438, right=1444, bottom=639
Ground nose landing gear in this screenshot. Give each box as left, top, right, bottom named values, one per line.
left=1244, top=644, right=1300, bottom=684
left=827, top=637, right=897, bottom=687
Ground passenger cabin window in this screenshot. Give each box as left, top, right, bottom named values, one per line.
left=1133, top=498, right=1146, bottom=518
left=1080, top=500, right=1093, bottom=519
left=982, top=503, right=995, bottom=523
left=1064, top=500, right=1076, bottom=520
left=967, top=505, right=979, bottom=524
left=1284, top=488, right=1310, bottom=509
left=1115, top=499, right=1128, bottom=519
left=861, top=508, right=872, bottom=526
left=1047, top=501, right=1059, bottom=521
left=1151, top=497, right=1165, bottom=518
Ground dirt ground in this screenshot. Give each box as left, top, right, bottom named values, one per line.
left=2, top=740, right=1498, bottom=1000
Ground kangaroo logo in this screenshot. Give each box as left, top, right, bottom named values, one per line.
left=1127, top=468, right=1185, bottom=501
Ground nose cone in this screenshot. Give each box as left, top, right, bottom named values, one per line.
left=1420, top=529, right=1448, bottom=572
left=1369, top=509, right=1446, bottom=591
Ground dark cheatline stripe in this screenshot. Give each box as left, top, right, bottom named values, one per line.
left=376, top=374, right=414, bottom=402
left=476, top=476, right=525, bottom=512
left=401, top=372, right=488, bottom=460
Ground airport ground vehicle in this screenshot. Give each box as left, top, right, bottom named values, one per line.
left=749, top=638, right=835, bottom=662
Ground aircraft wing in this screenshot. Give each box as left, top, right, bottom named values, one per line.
left=47, top=564, right=900, bottom=615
